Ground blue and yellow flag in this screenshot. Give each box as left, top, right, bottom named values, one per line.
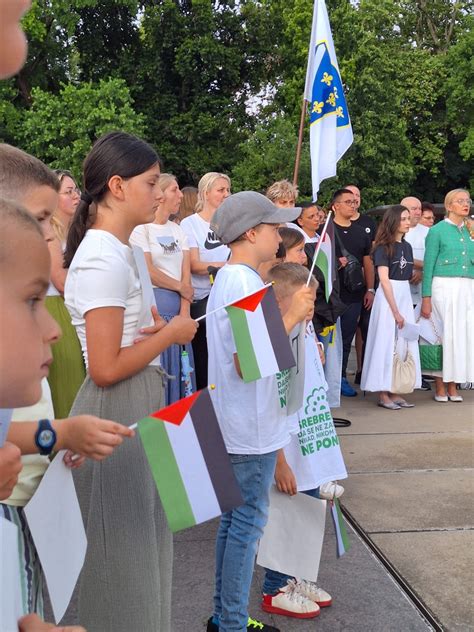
left=304, top=0, right=353, bottom=199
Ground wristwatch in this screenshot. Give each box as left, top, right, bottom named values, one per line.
left=367, top=288, right=375, bottom=295
left=34, top=419, right=57, bottom=455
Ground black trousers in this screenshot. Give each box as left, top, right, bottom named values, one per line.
left=190, top=296, right=209, bottom=390
left=340, top=301, right=363, bottom=378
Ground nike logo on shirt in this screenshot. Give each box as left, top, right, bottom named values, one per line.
left=204, top=231, right=223, bottom=250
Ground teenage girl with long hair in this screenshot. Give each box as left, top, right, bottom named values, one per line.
left=361, top=205, right=421, bottom=408
left=64, top=131, right=197, bottom=632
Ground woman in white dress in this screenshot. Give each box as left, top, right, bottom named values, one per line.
left=361, top=205, right=421, bottom=409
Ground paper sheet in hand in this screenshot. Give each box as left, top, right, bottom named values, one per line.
left=24, top=450, right=87, bottom=623
left=257, top=486, right=326, bottom=582
left=0, top=517, right=24, bottom=629
left=399, top=321, right=420, bottom=341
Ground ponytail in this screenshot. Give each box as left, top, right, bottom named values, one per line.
left=63, top=194, right=96, bottom=268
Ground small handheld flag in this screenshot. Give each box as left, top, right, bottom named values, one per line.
left=306, top=211, right=336, bottom=301
left=330, top=498, right=350, bottom=557
left=225, top=285, right=296, bottom=383
left=136, top=387, right=243, bottom=532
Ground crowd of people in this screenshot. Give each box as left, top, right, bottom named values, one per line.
left=1, top=5, right=473, bottom=632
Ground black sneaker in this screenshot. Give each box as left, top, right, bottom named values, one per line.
left=206, top=616, right=280, bottom=632
left=419, top=379, right=431, bottom=391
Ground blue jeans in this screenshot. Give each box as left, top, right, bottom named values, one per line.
left=262, top=488, right=320, bottom=596
left=213, top=451, right=277, bottom=631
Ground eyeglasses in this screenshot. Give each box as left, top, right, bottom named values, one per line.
left=453, top=199, right=472, bottom=206
left=338, top=199, right=357, bottom=206
left=60, top=188, right=81, bottom=197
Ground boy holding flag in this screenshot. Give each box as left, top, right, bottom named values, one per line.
left=260, top=262, right=347, bottom=619
left=206, top=192, right=314, bottom=632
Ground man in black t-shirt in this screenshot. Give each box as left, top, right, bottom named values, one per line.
left=346, top=184, right=377, bottom=239
left=331, top=188, right=375, bottom=397
left=346, top=184, right=377, bottom=384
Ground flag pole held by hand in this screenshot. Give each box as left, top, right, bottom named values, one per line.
left=306, top=210, right=332, bottom=286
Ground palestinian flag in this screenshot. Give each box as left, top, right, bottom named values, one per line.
left=314, top=215, right=336, bottom=301
left=226, top=285, right=296, bottom=383
left=137, top=388, right=243, bottom=532
left=330, top=498, right=350, bottom=557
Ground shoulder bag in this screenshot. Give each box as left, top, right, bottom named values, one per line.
left=392, top=335, right=416, bottom=394
left=335, top=230, right=365, bottom=294
left=418, top=317, right=443, bottom=371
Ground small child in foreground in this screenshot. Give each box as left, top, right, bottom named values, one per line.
left=261, top=262, right=345, bottom=620
left=206, top=192, right=315, bottom=632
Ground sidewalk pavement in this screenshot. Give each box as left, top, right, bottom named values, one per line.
left=173, top=388, right=473, bottom=632
left=173, top=516, right=432, bottom=632
left=336, top=387, right=474, bottom=632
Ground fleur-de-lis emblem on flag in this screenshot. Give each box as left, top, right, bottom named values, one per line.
left=321, top=71, right=333, bottom=86
left=326, top=92, right=336, bottom=107
left=336, top=106, right=344, bottom=117
left=312, top=100, right=324, bottom=114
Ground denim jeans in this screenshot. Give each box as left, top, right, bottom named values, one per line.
left=340, top=301, right=363, bottom=378
left=213, top=451, right=277, bottom=631
left=261, top=488, right=320, bottom=596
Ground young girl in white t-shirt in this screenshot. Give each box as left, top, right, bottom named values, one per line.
left=64, top=131, right=197, bottom=632
left=130, top=173, right=196, bottom=404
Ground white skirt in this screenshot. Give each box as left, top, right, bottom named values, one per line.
left=432, top=277, right=474, bottom=383
left=361, top=280, right=421, bottom=393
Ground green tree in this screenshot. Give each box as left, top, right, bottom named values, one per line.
left=231, top=117, right=312, bottom=196
left=17, top=78, right=145, bottom=176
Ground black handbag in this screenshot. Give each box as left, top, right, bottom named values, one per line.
left=335, top=231, right=365, bottom=294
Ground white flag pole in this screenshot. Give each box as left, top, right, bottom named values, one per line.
left=194, top=282, right=273, bottom=322
left=306, top=210, right=332, bottom=286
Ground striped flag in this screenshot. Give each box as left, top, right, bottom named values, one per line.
left=226, top=285, right=296, bottom=383
left=314, top=214, right=336, bottom=301
left=137, top=388, right=243, bottom=532
left=330, top=498, right=350, bottom=557
left=304, top=0, right=353, bottom=199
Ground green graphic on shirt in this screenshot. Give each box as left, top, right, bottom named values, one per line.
left=298, top=387, right=339, bottom=456
left=277, top=369, right=290, bottom=409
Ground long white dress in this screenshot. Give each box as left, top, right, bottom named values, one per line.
left=361, top=242, right=422, bottom=393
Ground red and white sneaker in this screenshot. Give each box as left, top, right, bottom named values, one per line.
left=294, top=579, right=332, bottom=607
left=262, top=580, right=320, bottom=619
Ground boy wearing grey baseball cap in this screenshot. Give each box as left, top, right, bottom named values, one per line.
left=206, top=191, right=315, bottom=632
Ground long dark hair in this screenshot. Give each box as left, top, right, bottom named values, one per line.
left=372, top=205, right=408, bottom=259
left=64, top=131, right=161, bottom=267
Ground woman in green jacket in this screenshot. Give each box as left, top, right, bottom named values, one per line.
left=421, top=189, right=474, bottom=401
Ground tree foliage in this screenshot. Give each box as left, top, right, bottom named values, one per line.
left=0, top=0, right=471, bottom=206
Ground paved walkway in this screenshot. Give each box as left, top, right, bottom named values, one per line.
left=53, top=387, right=473, bottom=631
left=173, top=388, right=473, bottom=631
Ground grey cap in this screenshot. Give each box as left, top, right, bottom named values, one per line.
left=210, top=191, right=301, bottom=245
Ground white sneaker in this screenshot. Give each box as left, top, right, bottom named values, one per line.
left=294, top=579, right=333, bottom=607
left=262, top=580, right=320, bottom=619
left=319, top=481, right=345, bottom=500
